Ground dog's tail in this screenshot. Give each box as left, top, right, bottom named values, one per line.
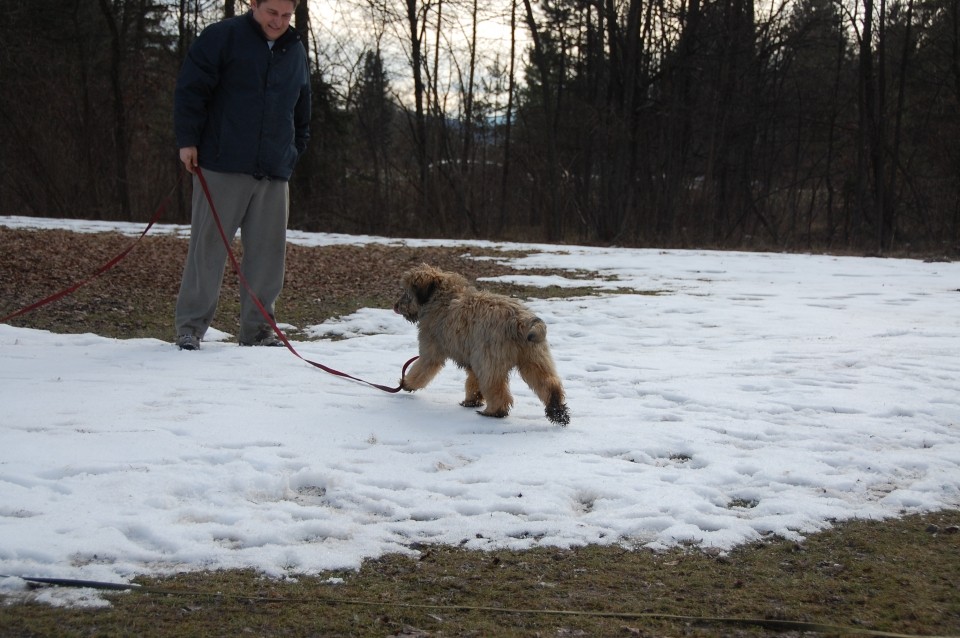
left=525, top=317, right=547, bottom=343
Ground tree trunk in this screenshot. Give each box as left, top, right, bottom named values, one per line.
left=498, top=0, right=518, bottom=234
left=405, top=0, right=429, bottom=223
left=295, top=1, right=309, bottom=58
left=97, top=0, right=132, bottom=220
left=522, top=0, right=562, bottom=238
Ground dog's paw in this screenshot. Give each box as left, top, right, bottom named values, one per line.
left=546, top=401, right=570, bottom=426
left=460, top=399, right=484, bottom=408
left=477, top=408, right=508, bottom=419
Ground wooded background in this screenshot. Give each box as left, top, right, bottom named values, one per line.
left=1, top=0, right=957, bottom=253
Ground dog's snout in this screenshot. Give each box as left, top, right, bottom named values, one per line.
left=394, top=292, right=419, bottom=322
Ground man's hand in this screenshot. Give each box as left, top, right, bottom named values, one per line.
left=179, top=147, right=198, bottom=174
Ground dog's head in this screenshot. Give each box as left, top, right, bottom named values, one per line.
left=393, top=264, right=469, bottom=323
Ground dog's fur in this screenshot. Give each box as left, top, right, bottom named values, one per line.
left=394, top=264, right=570, bottom=425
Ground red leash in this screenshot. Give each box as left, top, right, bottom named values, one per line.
left=1, top=175, right=184, bottom=324
left=2, top=169, right=416, bottom=393
left=194, top=167, right=417, bottom=393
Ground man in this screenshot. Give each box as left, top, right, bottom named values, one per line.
left=173, top=0, right=311, bottom=350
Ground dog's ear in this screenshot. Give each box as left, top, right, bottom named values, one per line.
left=415, top=280, right=436, bottom=305
left=406, top=265, right=440, bottom=305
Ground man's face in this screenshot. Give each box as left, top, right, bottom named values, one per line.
left=250, top=0, right=296, bottom=41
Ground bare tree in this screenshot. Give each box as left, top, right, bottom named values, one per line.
left=295, top=0, right=309, bottom=57
left=521, top=0, right=564, bottom=239
left=405, top=0, right=430, bottom=220
left=97, top=0, right=132, bottom=220
left=497, top=0, right=519, bottom=234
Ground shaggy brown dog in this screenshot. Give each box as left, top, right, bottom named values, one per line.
left=394, top=264, right=570, bottom=425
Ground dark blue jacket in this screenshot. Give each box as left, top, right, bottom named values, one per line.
left=174, top=12, right=311, bottom=181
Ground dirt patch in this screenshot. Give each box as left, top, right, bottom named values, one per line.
left=0, top=227, right=588, bottom=341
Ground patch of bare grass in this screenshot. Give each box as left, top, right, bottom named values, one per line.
left=0, top=228, right=612, bottom=342
left=1, top=512, right=958, bottom=636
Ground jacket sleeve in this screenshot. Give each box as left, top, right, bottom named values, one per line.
left=173, top=26, right=225, bottom=149
left=294, top=63, right=311, bottom=157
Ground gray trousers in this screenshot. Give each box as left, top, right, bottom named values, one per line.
left=175, top=170, right=289, bottom=343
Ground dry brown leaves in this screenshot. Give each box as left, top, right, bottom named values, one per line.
left=0, top=226, right=531, bottom=340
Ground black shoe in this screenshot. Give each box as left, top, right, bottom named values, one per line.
left=239, top=328, right=284, bottom=347
left=176, top=334, right=200, bottom=350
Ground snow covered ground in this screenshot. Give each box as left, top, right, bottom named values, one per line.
left=2, top=215, right=958, bottom=606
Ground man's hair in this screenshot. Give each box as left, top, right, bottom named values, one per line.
left=252, top=0, right=301, bottom=7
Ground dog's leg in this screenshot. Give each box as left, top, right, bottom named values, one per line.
left=518, top=354, right=570, bottom=426
left=460, top=367, right=485, bottom=408
left=401, top=356, right=445, bottom=391
left=476, top=367, right=513, bottom=418
left=544, top=392, right=570, bottom=426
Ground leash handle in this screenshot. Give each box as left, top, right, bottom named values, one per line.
left=195, top=167, right=415, bottom=393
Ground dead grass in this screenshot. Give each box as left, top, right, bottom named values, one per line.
left=0, top=227, right=608, bottom=341
left=1, top=511, right=958, bottom=637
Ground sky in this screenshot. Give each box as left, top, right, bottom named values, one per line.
left=308, top=0, right=522, bottom=110
left=1, top=215, right=959, bottom=607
